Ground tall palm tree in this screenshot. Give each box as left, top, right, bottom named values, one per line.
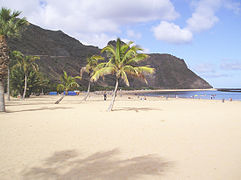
left=8, top=50, right=20, bottom=100
left=91, top=38, right=155, bottom=111
left=0, top=7, right=28, bottom=111
left=55, top=71, right=81, bottom=104
left=80, top=55, right=104, bottom=101
left=13, top=51, right=39, bottom=99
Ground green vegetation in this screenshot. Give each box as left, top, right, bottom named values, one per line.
left=12, top=51, right=40, bottom=99
left=80, top=55, right=104, bottom=101
left=55, top=71, right=81, bottom=104
left=0, top=7, right=28, bottom=112
left=1, top=8, right=154, bottom=113
left=9, top=50, right=51, bottom=98
left=10, top=64, right=50, bottom=98
left=91, top=38, right=155, bottom=111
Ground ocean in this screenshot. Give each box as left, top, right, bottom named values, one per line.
left=142, top=90, right=241, bottom=101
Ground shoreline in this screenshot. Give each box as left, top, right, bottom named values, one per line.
left=119, top=88, right=217, bottom=95
left=116, top=88, right=241, bottom=101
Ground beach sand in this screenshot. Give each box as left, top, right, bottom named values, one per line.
left=0, top=93, right=241, bottom=180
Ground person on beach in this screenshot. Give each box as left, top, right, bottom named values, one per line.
left=104, top=91, right=107, bottom=101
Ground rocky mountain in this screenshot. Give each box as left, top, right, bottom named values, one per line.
left=7, top=23, right=212, bottom=89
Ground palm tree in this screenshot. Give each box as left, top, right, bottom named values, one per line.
left=13, top=51, right=39, bottom=99
left=91, top=38, right=155, bottom=111
left=80, top=55, right=104, bottom=101
left=55, top=71, right=80, bottom=104
left=8, top=50, right=20, bottom=100
left=0, top=7, right=28, bottom=111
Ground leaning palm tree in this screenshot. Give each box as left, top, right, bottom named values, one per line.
left=91, top=38, right=155, bottom=111
left=0, top=7, right=28, bottom=111
left=13, top=51, right=39, bottom=99
left=55, top=71, right=81, bottom=104
left=80, top=55, right=104, bottom=101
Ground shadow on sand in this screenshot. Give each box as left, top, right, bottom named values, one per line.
left=22, top=149, right=172, bottom=180
left=7, top=106, right=73, bottom=113
left=113, top=107, right=161, bottom=112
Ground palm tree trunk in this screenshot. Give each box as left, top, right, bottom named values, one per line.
left=83, top=80, right=91, bottom=101
left=22, top=74, right=27, bottom=99
left=107, top=78, right=119, bottom=112
left=55, top=94, right=65, bottom=104
left=7, top=66, right=10, bottom=101
left=0, top=80, right=5, bottom=112
left=0, top=35, right=9, bottom=112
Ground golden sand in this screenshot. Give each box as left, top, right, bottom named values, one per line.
left=0, top=93, right=241, bottom=179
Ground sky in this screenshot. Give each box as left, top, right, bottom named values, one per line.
left=1, top=0, right=241, bottom=88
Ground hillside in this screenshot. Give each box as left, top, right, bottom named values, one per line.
left=7, top=23, right=212, bottom=89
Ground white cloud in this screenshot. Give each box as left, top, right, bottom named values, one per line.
left=223, top=0, right=241, bottom=14
left=152, top=0, right=240, bottom=44
left=0, top=0, right=179, bottom=47
left=152, top=0, right=223, bottom=43
left=74, top=33, right=116, bottom=48
left=142, top=48, right=150, bottom=53
left=220, top=62, right=241, bottom=70
left=126, top=30, right=142, bottom=39
left=192, top=63, right=215, bottom=74
left=186, top=0, right=221, bottom=32
left=2, top=0, right=239, bottom=46
left=152, top=21, right=193, bottom=44
left=186, top=0, right=240, bottom=32
left=192, top=63, right=228, bottom=78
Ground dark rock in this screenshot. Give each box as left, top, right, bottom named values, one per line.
left=7, top=23, right=212, bottom=89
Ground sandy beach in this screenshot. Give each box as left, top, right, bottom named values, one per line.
left=0, top=93, right=241, bottom=180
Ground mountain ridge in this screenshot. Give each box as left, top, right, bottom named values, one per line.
left=7, top=23, right=212, bottom=89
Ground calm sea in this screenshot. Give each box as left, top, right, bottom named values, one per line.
left=142, top=90, right=241, bottom=101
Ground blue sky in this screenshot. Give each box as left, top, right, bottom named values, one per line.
left=1, top=0, right=241, bottom=88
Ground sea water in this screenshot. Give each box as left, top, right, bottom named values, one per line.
left=143, top=90, right=241, bottom=101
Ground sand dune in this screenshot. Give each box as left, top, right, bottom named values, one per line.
left=0, top=93, right=241, bottom=179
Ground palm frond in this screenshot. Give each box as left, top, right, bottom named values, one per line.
left=134, top=66, right=155, bottom=74
left=12, top=10, right=21, bottom=18
left=120, top=70, right=129, bottom=86
left=101, top=45, right=116, bottom=57
left=123, top=65, right=155, bottom=84
left=95, top=62, right=108, bottom=69
left=68, top=81, right=79, bottom=88
left=74, top=75, right=81, bottom=80
left=122, top=45, right=142, bottom=63
left=120, top=42, right=130, bottom=55
left=91, top=67, right=116, bottom=82
left=0, top=7, right=28, bottom=38
left=63, top=71, right=68, bottom=79
left=123, top=65, right=137, bottom=75
left=115, top=38, right=121, bottom=64
left=126, top=54, right=149, bottom=65
left=57, top=84, right=64, bottom=92
left=91, top=55, right=104, bottom=61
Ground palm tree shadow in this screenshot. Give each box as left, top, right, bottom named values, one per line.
left=6, top=102, right=58, bottom=106
left=113, top=107, right=161, bottom=112
left=22, top=149, right=172, bottom=180
left=7, top=106, right=73, bottom=113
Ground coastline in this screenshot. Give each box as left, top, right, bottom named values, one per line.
left=120, top=88, right=217, bottom=95
left=118, top=88, right=241, bottom=101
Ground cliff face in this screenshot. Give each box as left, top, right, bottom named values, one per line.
left=7, top=23, right=212, bottom=89
left=140, top=54, right=212, bottom=89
